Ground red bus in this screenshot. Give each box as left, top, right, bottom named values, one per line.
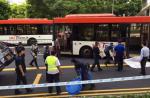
left=53, top=14, right=150, bottom=57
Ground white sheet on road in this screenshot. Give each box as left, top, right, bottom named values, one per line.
left=124, top=56, right=150, bottom=68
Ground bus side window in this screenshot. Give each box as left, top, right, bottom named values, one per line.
left=42, top=25, right=51, bottom=34
left=95, top=24, right=109, bottom=41
left=76, top=24, right=94, bottom=41
left=31, top=25, right=37, bottom=35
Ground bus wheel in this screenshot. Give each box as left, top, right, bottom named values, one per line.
left=27, top=38, right=37, bottom=46
left=80, top=46, right=93, bottom=58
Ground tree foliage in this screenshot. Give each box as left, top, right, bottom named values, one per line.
left=26, top=0, right=142, bottom=19
left=0, top=0, right=143, bottom=19
left=0, top=0, right=11, bottom=19
left=10, top=3, right=28, bottom=18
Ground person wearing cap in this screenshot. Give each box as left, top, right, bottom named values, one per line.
left=140, top=41, right=150, bottom=75
left=15, top=48, right=32, bottom=94
left=45, top=51, right=61, bottom=95
left=104, top=43, right=114, bottom=67
left=114, top=40, right=126, bottom=71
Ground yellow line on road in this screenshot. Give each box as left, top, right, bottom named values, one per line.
left=2, top=64, right=127, bottom=72
left=33, top=74, right=42, bottom=84
left=1, top=87, right=150, bottom=98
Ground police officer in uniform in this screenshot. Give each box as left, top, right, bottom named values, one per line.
left=15, top=48, right=32, bottom=94
left=45, top=51, right=61, bottom=95
left=114, top=40, right=126, bottom=71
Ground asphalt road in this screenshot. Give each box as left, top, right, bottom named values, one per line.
left=0, top=47, right=150, bottom=96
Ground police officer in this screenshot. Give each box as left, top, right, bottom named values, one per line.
left=29, top=43, right=39, bottom=69
left=45, top=51, right=61, bottom=95
left=15, top=48, right=32, bottom=94
left=91, top=42, right=102, bottom=72
left=114, top=40, right=126, bottom=71
left=140, top=41, right=150, bottom=75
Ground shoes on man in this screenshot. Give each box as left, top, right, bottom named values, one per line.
left=140, top=72, right=146, bottom=75
left=98, top=68, right=103, bottom=71
left=26, top=89, right=33, bottom=94
left=89, top=84, right=95, bottom=90
left=56, top=91, right=61, bottom=95
left=90, top=69, right=95, bottom=72
left=15, top=90, right=22, bottom=95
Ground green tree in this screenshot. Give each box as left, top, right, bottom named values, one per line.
left=10, top=3, right=28, bottom=18
left=27, top=0, right=51, bottom=18
left=114, top=0, right=142, bottom=16
left=27, top=0, right=142, bottom=19
left=0, top=0, right=11, bottom=19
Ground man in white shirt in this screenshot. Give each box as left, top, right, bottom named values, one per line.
left=140, top=42, right=150, bottom=75
left=45, top=51, right=61, bottom=95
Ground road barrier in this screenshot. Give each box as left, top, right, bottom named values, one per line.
left=0, top=75, right=150, bottom=90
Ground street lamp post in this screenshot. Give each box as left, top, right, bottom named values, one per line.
left=112, top=0, right=114, bottom=14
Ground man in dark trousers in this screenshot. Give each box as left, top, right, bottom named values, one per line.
left=15, top=42, right=26, bottom=72
left=91, top=42, right=102, bottom=72
left=29, top=43, right=39, bottom=69
left=15, top=48, right=32, bottom=94
left=71, top=59, right=95, bottom=90
left=54, top=35, right=61, bottom=58
left=43, top=45, right=51, bottom=61
left=140, top=42, right=150, bottom=75
left=45, top=51, right=61, bottom=95
left=114, top=40, right=126, bottom=71
left=43, top=45, right=51, bottom=81
left=104, top=43, right=114, bottom=66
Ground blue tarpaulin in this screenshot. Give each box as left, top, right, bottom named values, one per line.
left=66, top=77, right=82, bottom=95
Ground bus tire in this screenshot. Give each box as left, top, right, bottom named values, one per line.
left=80, top=46, right=93, bottom=58
left=27, top=38, right=37, bottom=46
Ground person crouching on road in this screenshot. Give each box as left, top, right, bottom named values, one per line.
left=45, top=51, right=61, bottom=95
left=15, top=48, right=32, bottom=94
left=71, top=59, right=95, bottom=90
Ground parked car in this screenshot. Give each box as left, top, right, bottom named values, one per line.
left=0, top=42, right=14, bottom=71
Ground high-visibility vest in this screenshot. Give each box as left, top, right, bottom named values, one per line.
left=46, top=56, right=58, bottom=72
